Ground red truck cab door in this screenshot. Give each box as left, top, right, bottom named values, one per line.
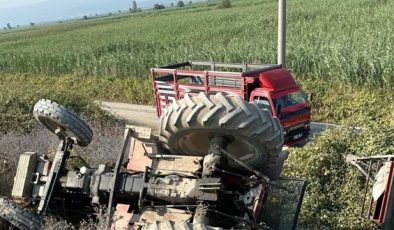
left=272, top=90, right=311, bottom=145
left=250, top=90, right=311, bottom=146
left=251, top=94, right=274, bottom=114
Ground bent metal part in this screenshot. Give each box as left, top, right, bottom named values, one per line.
left=1, top=97, right=307, bottom=229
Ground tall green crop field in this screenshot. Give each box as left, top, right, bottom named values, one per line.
left=0, top=0, right=393, bottom=88
left=0, top=0, right=393, bottom=229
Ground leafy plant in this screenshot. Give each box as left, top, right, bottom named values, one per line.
left=284, top=124, right=394, bottom=229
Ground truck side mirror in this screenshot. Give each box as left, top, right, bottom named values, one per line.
left=276, top=104, right=282, bottom=116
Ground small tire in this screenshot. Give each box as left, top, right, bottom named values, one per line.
left=0, top=198, right=41, bottom=230
left=159, top=93, right=283, bottom=172
left=33, top=99, right=93, bottom=147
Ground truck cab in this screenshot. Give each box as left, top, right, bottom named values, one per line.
left=151, top=61, right=311, bottom=146
left=250, top=68, right=311, bottom=145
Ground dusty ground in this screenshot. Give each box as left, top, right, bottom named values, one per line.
left=99, top=102, right=159, bottom=133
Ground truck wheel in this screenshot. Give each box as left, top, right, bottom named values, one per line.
left=0, top=198, right=42, bottom=230
left=33, top=99, right=93, bottom=147
left=159, top=93, right=283, bottom=172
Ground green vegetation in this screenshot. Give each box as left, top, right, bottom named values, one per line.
left=284, top=125, right=394, bottom=229
left=0, top=0, right=393, bottom=229
left=299, top=77, right=394, bottom=127
left=0, top=74, right=151, bottom=132
left=218, top=0, right=232, bottom=9
left=0, top=0, right=393, bottom=88
left=0, top=73, right=392, bottom=134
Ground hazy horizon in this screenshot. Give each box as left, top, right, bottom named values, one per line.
left=0, top=0, right=203, bottom=28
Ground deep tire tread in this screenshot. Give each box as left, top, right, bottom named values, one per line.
left=159, top=93, right=284, bottom=172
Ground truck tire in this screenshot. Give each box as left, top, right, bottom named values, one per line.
left=33, top=99, right=93, bottom=147
left=0, top=198, right=41, bottom=230
left=159, top=93, right=283, bottom=172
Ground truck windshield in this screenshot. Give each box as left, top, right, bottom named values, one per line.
left=273, top=91, right=308, bottom=110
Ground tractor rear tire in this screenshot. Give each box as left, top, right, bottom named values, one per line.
left=159, top=93, right=283, bottom=174
left=33, top=99, right=93, bottom=147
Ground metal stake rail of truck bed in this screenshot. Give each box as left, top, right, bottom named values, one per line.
left=152, top=61, right=283, bottom=114
left=151, top=60, right=312, bottom=146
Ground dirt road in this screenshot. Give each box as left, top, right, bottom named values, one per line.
left=100, top=102, right=158, bottom=131
left=99, top=101, right=335, bottom=137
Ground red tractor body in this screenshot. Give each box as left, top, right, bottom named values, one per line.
left=151, top=61, right=311, bottom=146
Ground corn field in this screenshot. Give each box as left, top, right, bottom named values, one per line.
left=0, top=0, right=393, bottom=88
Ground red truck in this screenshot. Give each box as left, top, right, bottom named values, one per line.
left=151, top=61, right=311, bottom=146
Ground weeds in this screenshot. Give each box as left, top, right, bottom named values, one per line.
left=0, top=125, right=123, bottom=197
left=0, top=128, right=57, bottom=195
left=42, top=206, right=111, bottom=230
left=298, top=76, right=394, bottom=127
left=0, top=74, right=135, bottom=133
left=284, top=124, right=394, bottom=229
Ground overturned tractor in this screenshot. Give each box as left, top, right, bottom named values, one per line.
left=0, top=94, right=306, bottom=230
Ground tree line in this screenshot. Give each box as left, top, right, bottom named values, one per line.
left=3, top=22, right=35, bottom=30
left=2, top=0, right=232, bottom=30
left=152, top=0, right=231, bottom=10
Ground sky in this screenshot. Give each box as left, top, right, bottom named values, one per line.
left=0, top=0, right=194, bottom=27
left=0, top=0, right=48, bottom=9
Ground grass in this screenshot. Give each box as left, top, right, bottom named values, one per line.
left=0, top=0, right=393, bottom=88
left=1, top=73, right=392, bottom=134
left=284, top=124, right=394, bottom=229
left=298, top=76, right=394, bottom=127
left=0, top=73, right=151, bottom=132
